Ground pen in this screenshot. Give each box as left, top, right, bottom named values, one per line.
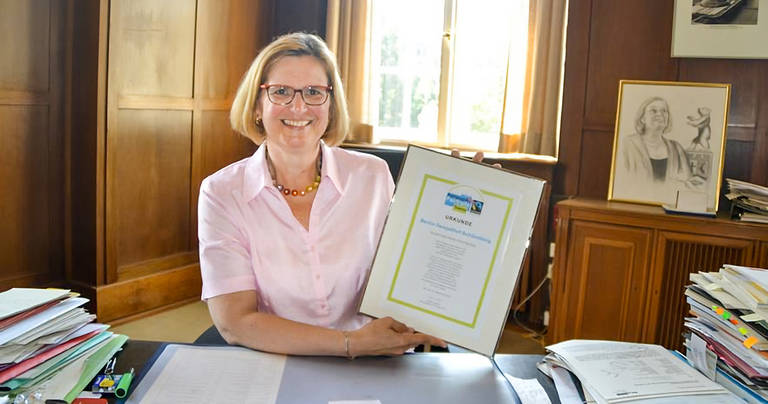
left=114, top=367, right=134, bottom=398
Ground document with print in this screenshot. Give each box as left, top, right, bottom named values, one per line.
left=360, top=145, right=545, bottom=356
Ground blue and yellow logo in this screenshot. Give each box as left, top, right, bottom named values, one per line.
left=444, top=191, right=484, bottom=215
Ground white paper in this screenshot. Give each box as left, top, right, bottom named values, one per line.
left=726, top=264, right=768, bottom=291
left=676, top=190, right=708, bottom=211
left=127, top=345, right=286, bottom=404
left=0, top=288, right=70, bottom=321
left=546, top=340, right=727, bottom=402
left=388, top=180, right=508, bottom=324
left=0, top=297, right=88, bottom=345
left=503, top=373, right=551, bottom=404
left=687, top=333, right=717, bottom=380
left=549, top=366, right=582, bottom=404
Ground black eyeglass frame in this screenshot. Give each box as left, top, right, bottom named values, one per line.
left=259, top=84, right=333, bottom=106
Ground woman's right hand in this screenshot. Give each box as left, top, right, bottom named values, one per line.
left=347, top=317, right=447, bottom=357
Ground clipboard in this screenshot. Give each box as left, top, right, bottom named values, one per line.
left=359, top=145, right=545, bottom=357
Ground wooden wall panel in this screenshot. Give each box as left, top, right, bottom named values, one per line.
left=111, top=0, right=196, bottom=98
left=68, top=0, right=107, bottom=286
left=196, top=0, right=265, bottom=99
left=0, top=1, right=50, bottom=92
left=199, top=111, right=256, bottom=177
left=0, top=107, right=50, bottom=283
left=112, top=110, right=192, bottom=268
left=583, top=1, right=677, bottom=129
left=272, top=0, right=327, bottom=37
left=0, top=0, right=64, bottom=288
left=722, top=140, right=754, bottom=186
left=578, top=130, right=614, bottom=199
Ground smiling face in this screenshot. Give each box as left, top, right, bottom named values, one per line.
left=641, top=99, right=669, bottom=134
left=257, top=55, right=331, bottom=154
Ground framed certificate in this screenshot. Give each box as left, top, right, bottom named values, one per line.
left=359, top=145, right=545, bottom=356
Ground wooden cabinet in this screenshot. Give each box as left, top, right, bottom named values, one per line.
left=67, top=0, right=271, bottom=322
left=550, top=198, right=768, bottom=350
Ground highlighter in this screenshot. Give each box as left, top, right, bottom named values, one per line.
left=114, top=367, right=134, bottom=398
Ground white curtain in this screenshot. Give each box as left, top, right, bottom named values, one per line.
left=500, top=0, right=567, bottom=156
left=326, top=0, right=372, bottom=143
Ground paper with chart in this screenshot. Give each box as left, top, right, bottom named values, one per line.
left=360, top=145, right=544, bottom=356
left=545, top=340, right=728, bottom=402
left=127, top=345, right=286, bottom=404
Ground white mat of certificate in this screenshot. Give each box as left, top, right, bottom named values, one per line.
left=360, top=145, right=545, bottom=356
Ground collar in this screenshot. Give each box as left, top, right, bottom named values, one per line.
left=242, top=140, right=343, bottom=201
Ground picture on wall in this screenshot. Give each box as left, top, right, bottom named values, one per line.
left=608, top=80, right=731, bottom=213
left=673, top=0, right=768, bottom=58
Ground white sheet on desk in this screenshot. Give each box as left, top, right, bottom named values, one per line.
left=0, top=289, right=70, bottom=321
left=0, top=297, right=88, bottom=345
left=127, top=345, right=286, bottom=404
left=550, top=366, right=582, bottom=404
left=503, top=373, right=551, bottom=404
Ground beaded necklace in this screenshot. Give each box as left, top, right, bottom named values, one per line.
left=265, top=146, right=322, bottom=197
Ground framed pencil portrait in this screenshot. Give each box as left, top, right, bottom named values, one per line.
left=608, top=80, right=730, bottom=213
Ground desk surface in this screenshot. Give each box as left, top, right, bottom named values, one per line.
left=110, top=340, right=559, bottom=404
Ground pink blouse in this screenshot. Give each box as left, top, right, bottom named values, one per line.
left=198, top=142, right=395, bottom=330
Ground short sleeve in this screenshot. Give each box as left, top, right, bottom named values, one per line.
left=197, top=179, right=258, bottom=300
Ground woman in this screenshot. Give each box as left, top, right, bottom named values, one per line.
left=621, top=96, right=691, bottom=185
left=198, top=32, right=445, bottom=358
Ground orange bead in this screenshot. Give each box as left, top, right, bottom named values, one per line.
left=291, top=190, right=298, bottom=196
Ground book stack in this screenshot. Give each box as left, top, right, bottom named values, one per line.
left=726, top=178, right=768, bottom=224
left=684, top=264, right=768, bottom=403
left=0, top=288, right=127, bottom=402
left=539, top=339, right=740, bottom=403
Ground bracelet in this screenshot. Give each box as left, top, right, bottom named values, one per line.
left=342, top=331, right=354, bottom=360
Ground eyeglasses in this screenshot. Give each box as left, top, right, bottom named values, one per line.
left=259, top=84, right=332, bottom=106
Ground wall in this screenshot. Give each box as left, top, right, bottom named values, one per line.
left=0, top=1, right=66, bottom=288
left=556, top=1, right=768, bottom=200
left=271, top=0, right=327, bottom=38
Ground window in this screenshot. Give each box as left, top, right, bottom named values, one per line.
left=369, top=0, right=530, bottom=151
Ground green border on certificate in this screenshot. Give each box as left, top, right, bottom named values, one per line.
left=386, top=174, right=514, bottom=328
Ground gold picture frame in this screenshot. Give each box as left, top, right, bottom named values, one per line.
left=608, top=80, right=731, bottom=212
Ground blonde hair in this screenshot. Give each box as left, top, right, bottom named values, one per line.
left=230, top=32, right=349, bottom=146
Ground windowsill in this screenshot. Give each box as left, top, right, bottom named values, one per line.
left=341, top=141, right=557, bottom=165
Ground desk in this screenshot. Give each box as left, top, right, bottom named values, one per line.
left=110, top=341, right=559, bottom=403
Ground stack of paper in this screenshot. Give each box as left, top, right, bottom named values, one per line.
left=684, top=265, right=768, bottom=403
left=539, top=339, right=741, bottom=403
left=726, top=178, right=768, bottom=224
left=0, top=288, right=127, bottom=402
